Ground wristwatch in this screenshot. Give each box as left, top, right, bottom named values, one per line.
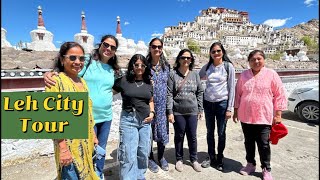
left=150, top=111, right=156, bottom=117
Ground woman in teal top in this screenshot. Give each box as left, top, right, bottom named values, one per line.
left=44, top=35, right=120, bottom=180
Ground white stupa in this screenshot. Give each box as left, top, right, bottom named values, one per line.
left=135, top=40, right=148, bottom=56
left=296, top=50, right=309, bottom=61
left=127, top=39, right=137, bottom=55
left=230, top=48, right=243, bottom=60
left=1, top=27, right=12, bottom=48
left=115, top=16, right=130, bottom=56
left=74, top=11, right=94, bottom=54
left=282, top=52, right=289, bottom=61
left=29, top=6, right=56, bottom=51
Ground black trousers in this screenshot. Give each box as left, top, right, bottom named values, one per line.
left=241, top=122, right=271, bottom=171
left=149, top=141, right=166, bottom=161
left=173, top=115, right=198, bottom=163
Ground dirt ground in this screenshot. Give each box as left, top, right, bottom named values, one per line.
left=1, top=111, right=319, bottom=180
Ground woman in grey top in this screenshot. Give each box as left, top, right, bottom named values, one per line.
left=167, top=49, right=203, bottom=172
left=199, top=42, right=235, bottom=171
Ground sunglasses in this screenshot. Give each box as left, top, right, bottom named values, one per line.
left=211, top=50, right=222, bottom=54
left=102, top=42, right=117, bottom=51
left=179, top=56, right=192, bottom=60
left=151, top=45, right=163, bottom=50
left=134, top=64, right=146, bottom=69
left=64, top=55, right=85, bottom=62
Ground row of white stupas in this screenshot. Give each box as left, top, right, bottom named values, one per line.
left=1, top=6, right=152, bottom=56
left=225, top=47, right=309, bottom=61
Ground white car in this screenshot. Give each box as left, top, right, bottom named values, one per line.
left=287, top=83, right=319, bottom=122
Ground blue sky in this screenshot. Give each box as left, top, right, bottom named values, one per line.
left=2, top=0, right=319, bottom=48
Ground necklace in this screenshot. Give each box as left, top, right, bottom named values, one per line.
left=135, top=81, right=144, bottom=87
left=153, top=64, right=161, bottom=75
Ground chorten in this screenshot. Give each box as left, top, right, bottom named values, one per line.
left=74, top=11, right=94, bottom=54
left=29, top=6, right=56, bottom=51
left=135, top=40, right=148, bottom=56
left=115, top=16, right=130, bottom=55
left=1, top=27, right=12, bottom=48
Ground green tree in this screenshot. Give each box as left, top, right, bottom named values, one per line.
left=270, top=51, right=282, bottom=60
left=301, top=36, right=318, bottom=52
left=301, top=36, right=313, bottom=47
left=187, top=39, right=201, bottom=54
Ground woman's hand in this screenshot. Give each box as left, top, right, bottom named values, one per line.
left=273, top=115, right=282, bottom=125
left=59, top=148, right=73, bottom=167
left=273, top=110, right=282, bottom=125
left=225, top=111, right=232, bottom=120
left=168, top=114, right=175, bottom=124
left=198, top=112, right=203, bottom=121
left=44, top=71, right=58, bottom=88
left=232, top=110, right=238, bottom=123
left=93, top=131, right=99, bottom=145
left=144, top=112, right=154, bottom=123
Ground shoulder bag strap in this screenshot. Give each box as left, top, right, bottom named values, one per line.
left=175, top=71, right=190, bottom=96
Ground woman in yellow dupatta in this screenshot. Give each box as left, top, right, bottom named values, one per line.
left=45, top=42, right=99, bottom=180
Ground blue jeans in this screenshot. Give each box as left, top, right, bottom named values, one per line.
left=94, top=120, right=112, bottom=179
left=61, top=163, right=78, bottom=180
left=118, top=110, right=151, bottom=180
left=203, top=99, right=228, bottom=161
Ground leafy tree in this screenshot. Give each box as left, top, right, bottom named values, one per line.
left=301, top=36, right=318, bottom=52
left=270, top=51, right=282, bottom=60
left=187, top=39, right=201, bottom=54
left=301, top=36, right=313, bottom=47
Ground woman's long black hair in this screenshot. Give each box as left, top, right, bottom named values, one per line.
left=126, top=54, right=152, bottom=84
left=205, top=42, right=232, bottom=71
left=146, top=37, right=169, bottom=71
left=174, top=49, right=195, bottom=71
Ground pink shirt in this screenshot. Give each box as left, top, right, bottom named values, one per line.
left=234, top=67, right=287, bottom=125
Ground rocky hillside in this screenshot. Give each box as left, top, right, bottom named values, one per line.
left=279, top=19, right=319, bottom=40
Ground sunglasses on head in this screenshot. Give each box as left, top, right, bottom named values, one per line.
left=134, top=64, right=146, bottom=69
left=64, top=55, right=85, bottom=62
left=211, top=50, right=222, bottom=54
left=179, top=56, right=192, bottom=60
left=151, top=45, right=163, bottom=50
left=102, top=42, right=117, bottom=51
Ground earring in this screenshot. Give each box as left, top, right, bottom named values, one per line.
left=61, top=63, right=64, bottom=66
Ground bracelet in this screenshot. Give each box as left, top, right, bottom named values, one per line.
left=150, top=111, right=156, bottom=117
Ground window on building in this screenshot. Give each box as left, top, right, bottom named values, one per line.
left=82, top=36, right=88, bottom=43
left=37, top=33, right=44, bottom=40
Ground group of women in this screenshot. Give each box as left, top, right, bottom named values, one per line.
left=45, top=34, right=286, bottom=180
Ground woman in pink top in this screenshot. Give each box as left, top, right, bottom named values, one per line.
left=233, top=50, right=287, bottom=180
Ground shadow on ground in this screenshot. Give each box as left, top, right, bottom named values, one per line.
left=282, top=111, right=319, bottom=126
left=102, top=146, right=250, bottom=180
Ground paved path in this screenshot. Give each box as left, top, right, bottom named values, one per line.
left=1, top=111, right=319, bottom=180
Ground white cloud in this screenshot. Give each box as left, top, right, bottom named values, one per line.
left=263, top=17, right=292, bottom=27
left=124, top=21, right=130, bottom=26
left=151, top=33, right=163, bottom=38
left=304, top=0, right=315, bottom=7
left=56, top=41, right=63, bottom=44
left=177, top=0, right=190, bottom=2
